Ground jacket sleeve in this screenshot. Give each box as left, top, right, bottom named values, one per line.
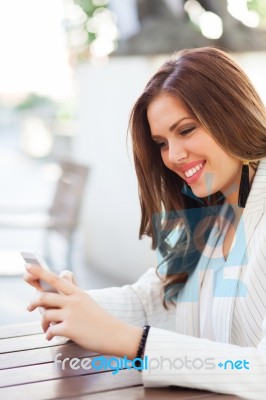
left=142, top=318, right=266, bottom=400
left=86, top=267, right=176, bottom=331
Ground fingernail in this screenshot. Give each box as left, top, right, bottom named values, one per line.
left=25, top=264, right=32, bottom=271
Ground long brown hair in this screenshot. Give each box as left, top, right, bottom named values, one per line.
left=129, top=47, right=266, bottom=307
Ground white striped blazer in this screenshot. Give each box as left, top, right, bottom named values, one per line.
left=88, top=157, right=266, bottom=400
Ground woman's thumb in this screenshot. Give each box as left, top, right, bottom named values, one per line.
left=59, top=270, right=78, bottom=286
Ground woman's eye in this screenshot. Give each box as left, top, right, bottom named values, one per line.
left=157, top=142, right=167, bottom=149
left=179, top=127, right=195, bottom=136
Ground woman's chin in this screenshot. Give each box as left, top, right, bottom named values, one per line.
left=190, top=187, right=215, bottom=200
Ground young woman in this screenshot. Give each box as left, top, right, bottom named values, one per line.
left=24, top=47, right=266, bottom=399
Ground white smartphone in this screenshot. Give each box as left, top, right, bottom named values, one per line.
left=21, top=252, right=57, bottom=293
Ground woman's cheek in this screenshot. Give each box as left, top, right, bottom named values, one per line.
left=161, top=153, right=170, bottom=168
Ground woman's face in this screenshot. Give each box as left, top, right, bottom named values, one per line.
left=147, top=93, right=242, bottom=204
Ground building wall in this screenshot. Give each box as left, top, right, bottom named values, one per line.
left=73, top=56, right=165, bottom=282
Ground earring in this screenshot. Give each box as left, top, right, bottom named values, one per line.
left=238, top=161, right=250, bottom=208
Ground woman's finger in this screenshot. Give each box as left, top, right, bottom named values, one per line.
left=41, top=315, right=50, bottom=333
left=23, top=271, right=43, bottom=291
left=27, top=292, right=65, bottom=311
left=46, top=321, right=66, bottom=341
left=42, top=309, right=64, bottom=323
left=25, top=264, right=79, bottom=295
left=41, top=311, right=63, bottom=333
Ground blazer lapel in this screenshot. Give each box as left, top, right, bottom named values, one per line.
left=214, top=158, right=266, bottom=343
left=176, top=204, right=230, bottom=337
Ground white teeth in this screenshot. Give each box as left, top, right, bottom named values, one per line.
left=185, top=163, right=204, bottom=178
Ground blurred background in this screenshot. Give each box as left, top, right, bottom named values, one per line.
left=1, top=0, right=266, bottom=325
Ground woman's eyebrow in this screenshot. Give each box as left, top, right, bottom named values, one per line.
left=169, top=116, right=192, bottom=131
left=151, top=116, right=193, bottom=139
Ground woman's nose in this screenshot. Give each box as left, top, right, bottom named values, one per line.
left=168, top=141, right=187, bottom=164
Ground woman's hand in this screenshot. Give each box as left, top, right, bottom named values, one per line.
left=25, top=264, right=142, bottom=359
left=23, top=266, right=78, bottom=326
left=23, top=267, right=77, bottom=291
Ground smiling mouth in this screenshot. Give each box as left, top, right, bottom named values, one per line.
left=184, top=161, right=206, bottom=178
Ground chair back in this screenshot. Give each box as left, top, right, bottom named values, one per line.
left=49, top=160, right=89, bottom=237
